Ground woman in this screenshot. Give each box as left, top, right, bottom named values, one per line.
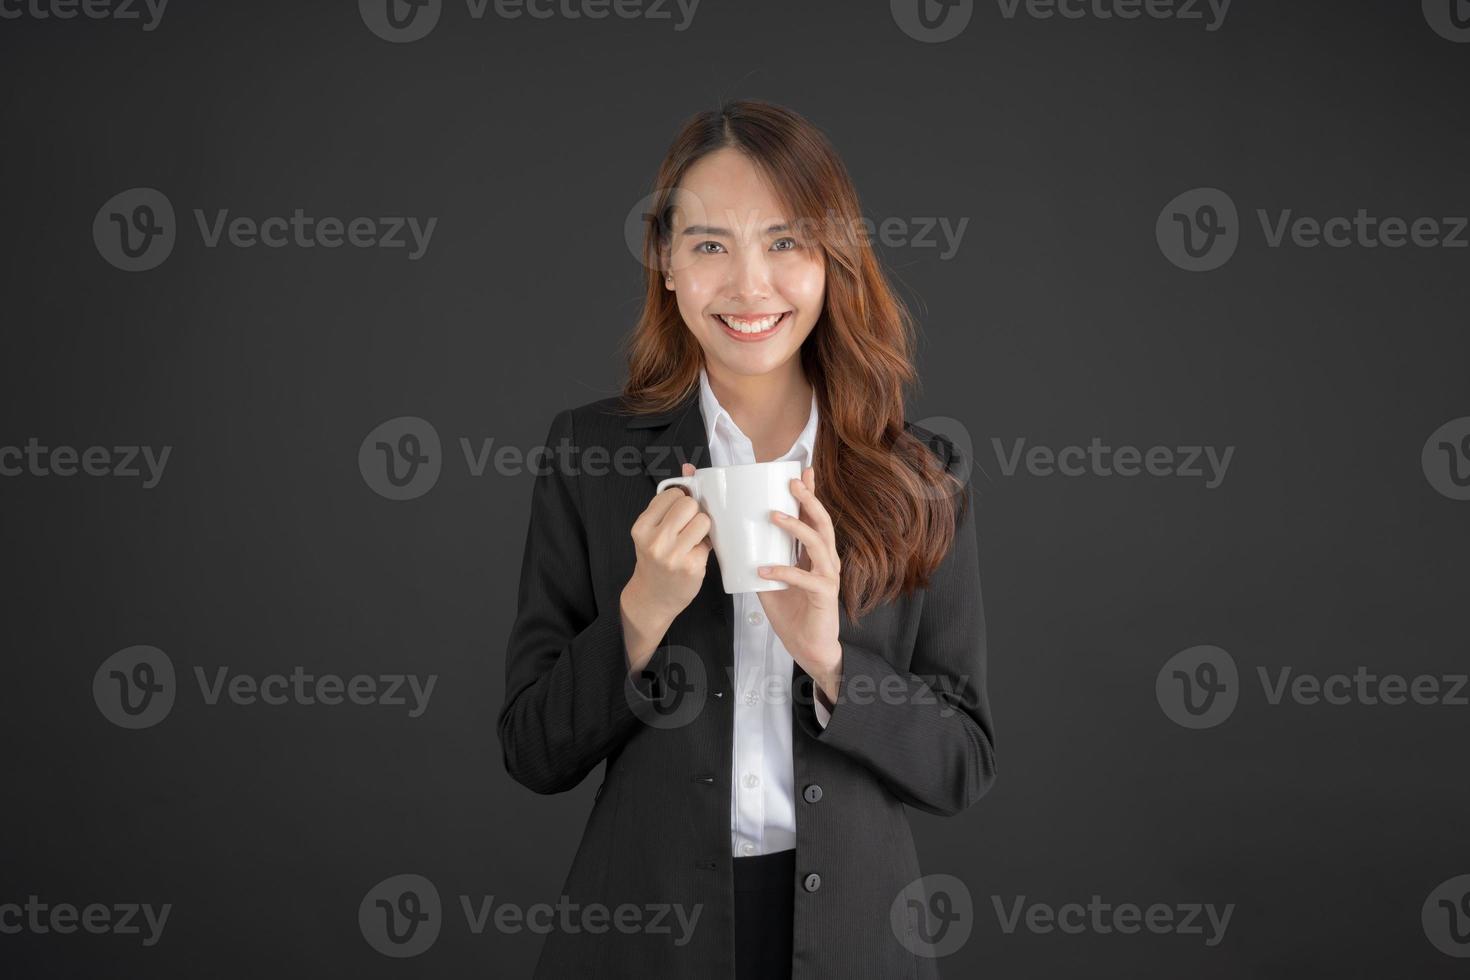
left=498, top=99, right=996, bottom=979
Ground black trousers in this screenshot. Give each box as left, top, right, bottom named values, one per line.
left=732, top=847, right=795, bottom=980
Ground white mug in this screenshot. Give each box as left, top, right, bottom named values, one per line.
left=656, top=459, right=803, bottom=594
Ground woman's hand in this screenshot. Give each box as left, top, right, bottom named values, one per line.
left=756, top=465, right=844, bottom=707
left=621, top=463, right=711, bottom=674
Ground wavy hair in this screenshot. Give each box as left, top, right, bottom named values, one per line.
left=616, top=99, right=965, bottom=622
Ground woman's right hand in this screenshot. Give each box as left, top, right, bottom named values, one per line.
left=620, top=463, right=712, bottom=673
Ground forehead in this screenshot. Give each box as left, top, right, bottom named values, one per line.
left=673, top=148, right=789, bottom=228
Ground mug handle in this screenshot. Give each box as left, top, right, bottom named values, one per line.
left=656, top=476, right=696, bottom=497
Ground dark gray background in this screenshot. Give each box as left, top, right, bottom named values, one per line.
left=2, top=0, right=1467, bottom=976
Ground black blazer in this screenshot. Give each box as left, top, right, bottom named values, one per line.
left=497, top=386, right=997, bottom=979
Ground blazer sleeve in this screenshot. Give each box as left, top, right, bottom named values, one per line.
left=497, top=408, right=667, bottom=795
left=794, top=431, right=998, bottom=817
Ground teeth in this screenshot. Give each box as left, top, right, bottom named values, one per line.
left=717, top=312, right=785, bottom=334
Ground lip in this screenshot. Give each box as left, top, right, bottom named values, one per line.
left=714, top=311, right=791, bottom=343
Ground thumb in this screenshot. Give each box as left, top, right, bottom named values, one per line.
left=682, top=462, right=695, bottom=476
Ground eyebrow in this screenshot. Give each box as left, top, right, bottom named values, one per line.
left=680, top=223, right=791, bottom=237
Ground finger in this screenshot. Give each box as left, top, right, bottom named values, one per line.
left=757, top=562, right=836, bottom=596
left=772, top=510, right=834, bottom=574
left=789, top=476, right=836, bottom=544
left=655, top=493, right=701, bottom=536
left=682, top=462, right=695, bottom=476
left=636, top=488, right=683, bottom=531
left=674, top=510, right=711, bottom=553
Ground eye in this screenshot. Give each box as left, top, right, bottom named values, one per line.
left=772, top=237, right=799, bottom=251
left=694, top=241, right=725, bottom=254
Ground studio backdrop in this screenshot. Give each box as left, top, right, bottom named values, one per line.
left=2, top=1, right=1468, bottom=977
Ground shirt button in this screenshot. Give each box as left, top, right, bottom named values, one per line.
left=746, top=609, right=764, bottom=626
left=803, top=784, right=823, bottom=804
left=741, top=842, right=755, bottom=855
left=744, top=690, right=759, bottom=706
left=743, top=773, right=760, bottom=789
left=803, top=873, right=822, bottom=893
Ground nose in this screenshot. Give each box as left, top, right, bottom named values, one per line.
left=726, top=242, right=772, bottom=303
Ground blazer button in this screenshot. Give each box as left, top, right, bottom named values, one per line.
left=803, top=873, right=822, bottom=893
left=803, top=784, right=823, bottom=804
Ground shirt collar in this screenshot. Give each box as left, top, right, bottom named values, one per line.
left=698, top=365, right=818, bottom=467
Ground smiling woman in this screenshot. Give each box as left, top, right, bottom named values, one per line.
left=498, top=99, right=996, bottom=980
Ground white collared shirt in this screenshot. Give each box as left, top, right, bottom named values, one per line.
left=696, top=365, right=829, bottom=859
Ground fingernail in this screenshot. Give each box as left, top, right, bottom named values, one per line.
left=758, top=567, right=770, bottom=575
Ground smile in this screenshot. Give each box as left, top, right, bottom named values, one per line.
left=714, top=311, right=791, bottom=342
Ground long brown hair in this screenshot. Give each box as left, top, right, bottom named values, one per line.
left=617, top=99, right=965, bottom=622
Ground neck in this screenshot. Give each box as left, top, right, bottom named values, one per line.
left=705, top=359, right=813, bottom=462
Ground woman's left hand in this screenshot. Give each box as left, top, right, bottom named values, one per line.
left=757, top=466, right=844, bottom=706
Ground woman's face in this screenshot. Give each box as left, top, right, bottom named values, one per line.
left=663, top=148, right=825, bottom=381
